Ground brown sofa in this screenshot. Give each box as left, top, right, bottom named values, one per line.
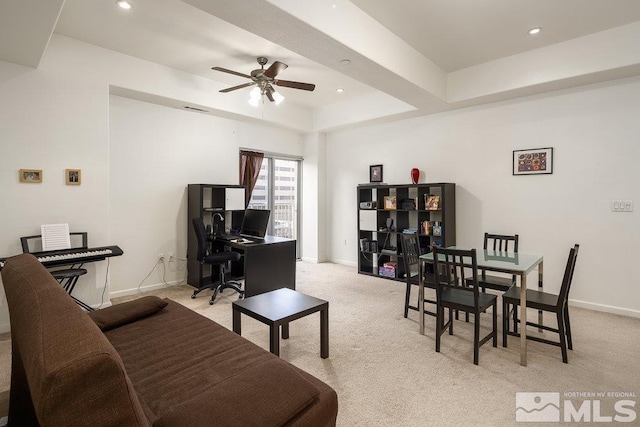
left=1, top=254, right=338, bottom=426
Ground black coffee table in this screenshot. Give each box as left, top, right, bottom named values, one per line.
left=232, top=288, right=329, bottom=358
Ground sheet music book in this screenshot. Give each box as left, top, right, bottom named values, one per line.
left=41, top=223, right=71, bottom=251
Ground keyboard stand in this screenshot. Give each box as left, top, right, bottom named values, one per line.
left=52, top=265, right=92, bottom=311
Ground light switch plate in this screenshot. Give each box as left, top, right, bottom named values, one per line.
left=612, top=200, right=633, bottom=212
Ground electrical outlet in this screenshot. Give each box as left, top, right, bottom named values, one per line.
left=158, top=254, right=165, bottom=262
left=168, top=253, right=174, bottom=261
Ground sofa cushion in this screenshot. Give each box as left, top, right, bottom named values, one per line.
left=104, top=300, right=337, bottom=426
left=88, top=295, right=168, bottom=331
left=152, top=359, right=319, bottom=427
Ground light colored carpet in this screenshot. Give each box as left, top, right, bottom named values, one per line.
left=1, top=261, right=639, bottom=425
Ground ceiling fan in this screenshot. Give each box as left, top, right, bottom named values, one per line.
left=212, top=57, right=316, bottom=103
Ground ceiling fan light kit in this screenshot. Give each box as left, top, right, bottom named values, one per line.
left=212, top=57, right=315, bottom=106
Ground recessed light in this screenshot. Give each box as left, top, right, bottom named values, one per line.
left=528, top=27, right=541, bottom=35
left=340, top=59, right=351, bottom=65
left=116, top=0, right=132, bottom=10
left=337, top=88, right=344, bottom=93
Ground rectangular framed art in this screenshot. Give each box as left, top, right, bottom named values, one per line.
left=383, top=196, right=396, bottom=210
left=513, top=147, right=553, bottom=175
left=369, top=164, right=383, bottom=183
left=66, top=169, right=81, bottom=185
left=19, top=169, right=42, bottom=183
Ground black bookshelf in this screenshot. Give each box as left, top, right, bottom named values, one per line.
left=357, top=183, right=456, bottom=282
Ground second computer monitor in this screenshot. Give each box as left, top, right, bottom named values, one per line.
left=240, top=209, right=271, bottom=238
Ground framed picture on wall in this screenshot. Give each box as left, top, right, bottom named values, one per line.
left=369, top=164, right=383, bottom=183
left=65, top=169, right=81, bottom=185
left=19, top=169, right=42, bottom=183
left=513, top=147, right=553, bottom=175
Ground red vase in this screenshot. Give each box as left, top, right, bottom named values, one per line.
left=411, top=168, right=420, bottom=184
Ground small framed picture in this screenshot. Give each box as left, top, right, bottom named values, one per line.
left=66, top=169, right=81, bottom=185
left=383, top=196, right=397, bottom=210
left=513, top=147, right=553, bottom=175
left=425, top=195, right=440, bottom=211
left=369, top=164, right=383, bottom=183
left=19, top=169, right=42, bottom=183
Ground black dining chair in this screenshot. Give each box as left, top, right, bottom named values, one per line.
left=466, top=233, right=519, bottom=292
left=433, top=246, right=497, bottom=365
left=502, top=244, right=579, bottom=363
left=399, top=233, right=436, bottom=319
left=191, top=217, right=244, bottom=305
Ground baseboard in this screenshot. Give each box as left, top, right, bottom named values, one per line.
left=300, top=257, right=319, bottom=263
left=569, top=298, right=640, bottom=319
left=331, top=259, right=357, bottom=267
left=0, top=322, right=9, bottom=335
left=109, top=280, right=184, bottom=299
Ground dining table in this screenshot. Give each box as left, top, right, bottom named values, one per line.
left=419, top=247, right=543, bottom=366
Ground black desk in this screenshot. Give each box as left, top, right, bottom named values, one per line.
left=190, top=235, right=296, bottom=298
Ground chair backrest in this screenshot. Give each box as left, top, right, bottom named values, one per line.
left=400, top=233, right=421, bottom=282
left=433, top=246, right=480, bottom=305
left=192, top=217, right=208, bottom=262
left=20, top=232, right=88, bottom=253
left=557, top=244, right=580, bottom=309
left=484, top=233, right=518, bottom=252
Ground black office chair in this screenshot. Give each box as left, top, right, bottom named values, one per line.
left=466, top=233, right=519, bottom=292
left=191, top=217, right=244, bottom=305
left=399, top=233, right=436, bottom=319
left=433, top=246, right=498, bottom=365
left=502, top=244, right=579, bottom=363
left=21, top=232, right=92, bottom=311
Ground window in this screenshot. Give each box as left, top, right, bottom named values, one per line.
left=247, top=155, right=301, bottom=257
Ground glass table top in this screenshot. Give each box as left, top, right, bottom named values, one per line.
left=419, top=247, right=543, bottom=274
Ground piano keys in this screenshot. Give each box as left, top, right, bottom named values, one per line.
left=0, top=245, right=123, bottom=270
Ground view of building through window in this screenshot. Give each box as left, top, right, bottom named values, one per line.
left=248, top=157, right=299, bottom=245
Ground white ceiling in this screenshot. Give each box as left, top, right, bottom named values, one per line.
left=351, top=0, right=640, bottom=72
left=2, top=0, right=640, bottom=129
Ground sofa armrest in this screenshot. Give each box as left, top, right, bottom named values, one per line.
left=152, top=359, right=320, bottom=427
left=88, top=296, right=168, bottom=331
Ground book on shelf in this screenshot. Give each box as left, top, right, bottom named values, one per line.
left=424, top=194, right=440, bottom=210
left=402, top=228, right=418, bottom=234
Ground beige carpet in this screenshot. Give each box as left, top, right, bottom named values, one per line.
left=1, top=261, right=639, bottom=425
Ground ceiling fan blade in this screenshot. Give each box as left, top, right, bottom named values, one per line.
left=219, top=82, right=256, bottom=93
left=264, top=61, right=288, bottom=78
left=275, top=79, right=316, bottom=91
left=211, top=66, right=252, bottom=79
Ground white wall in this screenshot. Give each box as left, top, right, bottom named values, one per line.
left=0, top=35, right=304, bottom=332
left=301, top=132, right=327, bottom=262
left=108, top=96, right=302, bottom=295
left=327, top=77, right=640, bottom=317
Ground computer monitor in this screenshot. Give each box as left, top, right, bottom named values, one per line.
left=240, top=209, right=270, bottom=238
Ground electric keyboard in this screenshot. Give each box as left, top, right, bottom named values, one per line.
left=0, top=245, right=123, bottom=270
